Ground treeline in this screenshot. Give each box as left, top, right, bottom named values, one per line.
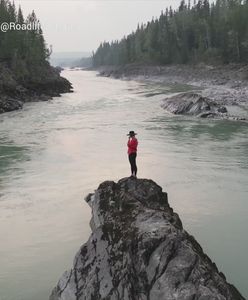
left=0, top=0, right=51, bottom=81
left=93, top=0, right=248, bottom=66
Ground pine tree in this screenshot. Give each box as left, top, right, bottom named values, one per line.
left=92, top=0, right=248, bottom=66
left=0, top=0, right=51, bottom=81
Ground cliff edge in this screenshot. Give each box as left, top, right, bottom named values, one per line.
left=50, top=178, right=245, bottom=300
left=0, top=63, right=72, bottom=114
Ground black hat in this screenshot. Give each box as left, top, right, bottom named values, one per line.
left=127, top=131, right=137, bottom=136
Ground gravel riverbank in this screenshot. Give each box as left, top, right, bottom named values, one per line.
left=96, top=64, right=248, bottom=121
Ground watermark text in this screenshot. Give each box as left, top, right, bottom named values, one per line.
left=0, top=22, right=40, bottom=33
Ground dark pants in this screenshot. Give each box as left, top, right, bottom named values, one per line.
left=128, top=152, right=137, bottom=176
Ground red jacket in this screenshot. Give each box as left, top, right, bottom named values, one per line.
left=127, top=137, right=138, bottom=155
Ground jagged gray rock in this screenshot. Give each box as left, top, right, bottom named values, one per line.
left=161, top=92, right=227, bottom=118
left=0, top=96, right=23, bottom=113
left=50, top=178, right=245, bottom=300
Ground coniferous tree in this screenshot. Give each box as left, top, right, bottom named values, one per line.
left=0, top=0, right=51, bottom=81
left=93, top=0, right=248, bottom=66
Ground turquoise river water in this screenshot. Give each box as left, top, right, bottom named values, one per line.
left=0, top=70, right=247, bottom=299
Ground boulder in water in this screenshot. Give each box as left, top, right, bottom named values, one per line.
left=161, top=92, right=228, bottom=118
left=50, top=178, right=244, bottom=300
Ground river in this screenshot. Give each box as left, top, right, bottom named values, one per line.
left=0, top=70, right=247, bottom=300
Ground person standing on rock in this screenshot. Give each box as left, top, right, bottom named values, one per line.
left=127, top=131, right=138, bottom=178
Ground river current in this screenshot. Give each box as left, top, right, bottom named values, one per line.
left=0, top=70, right=247, bottom=299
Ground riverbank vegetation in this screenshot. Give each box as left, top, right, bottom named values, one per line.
left=0, top=0, right=72, bottom=113
left=93, top=0, right=248, bottom=66
left=0, top=0, right=52, bottom=82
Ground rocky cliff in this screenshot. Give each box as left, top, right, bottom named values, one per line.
left=50, top=178, right=245, bottom=300
left=0, top=63, right=72, bottom=114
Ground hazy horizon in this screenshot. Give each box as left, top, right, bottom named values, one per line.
left=14, top=0, right=184, bottom=53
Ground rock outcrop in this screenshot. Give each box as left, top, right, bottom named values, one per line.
left=0, top=63, right=73, bottom=114
left=50, top=178, right=245, bottom=300
left=161, top=92, right=228, bottom=118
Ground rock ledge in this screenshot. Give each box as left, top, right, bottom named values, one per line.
left=50, top=178, right=244, bottom=300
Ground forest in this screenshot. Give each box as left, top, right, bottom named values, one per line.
left=0, top=0, right=51, bottom=82
left=93, top=0, right=248, bottom=66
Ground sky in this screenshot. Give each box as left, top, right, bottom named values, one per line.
left=15, top=0, right=183, bottom=53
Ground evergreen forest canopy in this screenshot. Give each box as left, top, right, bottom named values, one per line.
left=0, top=0, right=51, bottom=81
left=93, top=0, right=248, bottom=66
